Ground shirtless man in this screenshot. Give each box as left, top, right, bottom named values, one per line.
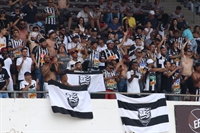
left=57, top=0, right=72, bottom=30
left=180, top=40, right=195, bottom=101
left=46, top=30, right=57, bottom=57
left=115, top=55, right=129, bottom=92
left=41, top=55, right=58, bottom=98
left=192, top=62, right=200, bottom=101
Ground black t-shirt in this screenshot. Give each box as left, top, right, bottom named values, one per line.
left=161, top=71, right=173, bottom=93
left=0, top=68, right=10, bottom=90
left=22, top=4, right=38, bottom=23
left=10, top=12, right=21, bottom=23
left=0, top=19, right=9, bottom=28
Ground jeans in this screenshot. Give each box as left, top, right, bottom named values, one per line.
left=35, top=68, right=44, bottom=97
left=0, top=92, right=9, bottom=98
left=104, top=13, right=113, bottom=24
left=117, top=78, right=127, bottom=92
left=162, top=90, right=174, bottom=100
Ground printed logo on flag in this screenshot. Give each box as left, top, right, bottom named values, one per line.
left=175, top=105, right=200, bottom=133
left=66, top=93, right=79, bottom=108
left=79, top=75, right=91, bottom=86
left=138, top=108, right=151, bottom=126
left=188, top=108, right=200, bottom=133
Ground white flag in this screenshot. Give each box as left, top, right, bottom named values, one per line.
left=67, top=71, right=106, bottom=92
left=48, top=80, right=93, bottom=119
left=116, top=93, right=169, bottom=133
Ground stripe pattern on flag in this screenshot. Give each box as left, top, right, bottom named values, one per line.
left=48, top=80, right=93, bottom=119
left=116, top=93, right=169, bottom=133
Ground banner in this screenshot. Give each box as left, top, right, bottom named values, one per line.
left=175, top=105, right=200, bottom=133
left=67, top=71, right=106, bottom=92
left=116, top=93, right=169, bottom=133
left=48, top=80, right=93, bottom=119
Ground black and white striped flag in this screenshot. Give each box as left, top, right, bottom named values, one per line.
left=116, top=93, right=169, bottom=133
left=48, top=80, right=93, bottom=119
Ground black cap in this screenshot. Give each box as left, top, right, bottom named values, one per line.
left=80, top=33, right=87, bottom=38
left=91, top=28, right=98, bottom=32
left=0, top=9, right=5, bottom=14
left=136, top=0, right=141, bottom=3
left=39, top=38, right=46, bottom=43
left=108, top=31, right=116, bottom=35
left=134, top=35, right=141, bottom=40
left=24, top=71, right=31, bottom=76
left=14, top=4, right=20, bottom=9
left=91, top=41, right=98, bottom=46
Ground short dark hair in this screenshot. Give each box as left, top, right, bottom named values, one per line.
left=105, top=62, right=114, bottom=68
left=83, top=4, right=88, bottom=8
left=21, top=47, right=28, bottom=52
left=176, top=6, right=182, bottom=10
left=164, top=61, right=170, bottom=66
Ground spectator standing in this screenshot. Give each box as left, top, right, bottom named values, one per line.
left=0, top=27, right=7, bottom=57
left=42, top=0, right=60, bottom=34
left=0, top=58, right=10, bottom=98
left=88, top=41, right=100, bottom=71
left=20, top=72, right=39, bottom=98
left=131, top=0, right=144, bottom=25
left=192, top=62, right=200, bottom=101
left=127, top=61, right=146, bottom=93
left=9, top=4, right=21, bottom=28
left=180, top=40, right=195, bottom=101
left=8, top=0, right=22, bottom=13
left=41, top=55, right=58, bottom=98
left=103, top=62, right=117, bottom=99
left=22, top=0, right=38, bottom=31
left=97, top=37, right=107, bottom=70
left=16, top=47, right=33, bottom=88
left=46, top=30, right=58, bottom=57
left=151, top=0, right=164, bottom=20
left=31, top=38, right=49, bottom=96
left=57, top=0, right=72, bottom=31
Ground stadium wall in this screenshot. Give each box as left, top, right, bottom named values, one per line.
left=0, top=99, right=200, bottom=133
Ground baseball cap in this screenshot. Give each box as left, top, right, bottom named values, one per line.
left=39, top=38, right=46, bottom=43
left=24, top=72, right=31, bottom=76
left=72, top=34, right=79, bottom=39
left=36, top=22, right=43, bottom=27
left=80, top=33, right=87, bottom=38
left=48, top=29, right=55, bottom=35
left=147, top=59, right=154, bottom=64
left=14, top=4, right=20, bottom=9
left=149, top=10, right=155, bottom=15
left=31, top=32, right=38, bottom=38
left=91, top=28, right=98, bottom=32
left=91, top=41, right=98, bottom=46
left=108, top=31, right=116, bottom=35
left=134, top=35, right=141, bottom=40
left=0, top=9, right=5, bottom=14
left=106, top=40, right=114, bottom=44
left=126, top=9, right=132, bottom=13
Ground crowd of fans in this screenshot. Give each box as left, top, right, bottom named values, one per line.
left=0, top=0, right=200, bottom=101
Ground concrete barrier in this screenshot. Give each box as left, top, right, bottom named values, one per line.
left=0, top=99, right=200, bottom=133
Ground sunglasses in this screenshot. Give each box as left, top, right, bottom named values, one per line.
left=187, top=51, right=192, bottom=52
left=81, top=37, right=86, bottom=39
left=137, top=52, right=142, bottom=54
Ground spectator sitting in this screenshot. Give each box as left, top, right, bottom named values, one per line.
left=131, top=0, right=145, bottom=25
left=122, top=10, right=136, bottom=29
left=90, top=5, right=102, bottom=31
left=144, top=10, right=158, bottom=30
left=77, top=4, right=92, bottom=27
left=67, top=50, right=83, bottom=70
left=171, top=6, right=186, bottom=30
left=108, top=16, right=122, bottom=38
left=20, top=72, right=39, bottom=98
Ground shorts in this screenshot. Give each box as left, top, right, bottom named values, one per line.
left=181, top=75, right=195, bottom=94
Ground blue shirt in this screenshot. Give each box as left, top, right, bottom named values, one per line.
left=108, top=23, right=121, bottom=33
left=182, top=29, right=193, bottom=40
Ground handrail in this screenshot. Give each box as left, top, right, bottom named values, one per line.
left=1, top=91, right=200, bottom=98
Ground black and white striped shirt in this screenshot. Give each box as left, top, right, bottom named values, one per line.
left=8, top=39, right=25, bottom=58
left=32, top=46, right=49, bottom=67
left=43, top=7, right=56, bottom=25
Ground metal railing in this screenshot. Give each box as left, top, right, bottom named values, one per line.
left=0, top=91, right=200, bottom=99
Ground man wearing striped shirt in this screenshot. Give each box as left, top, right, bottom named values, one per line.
left=42, top=0, right=60, bottom=34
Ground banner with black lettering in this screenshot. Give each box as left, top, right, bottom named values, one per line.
left=48, top=80, right=93, bottom=119
left=67, top=71, right=106, bottom=92
left=116, top=93, right=169, bottom=133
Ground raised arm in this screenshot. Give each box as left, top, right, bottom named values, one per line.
left=181, top=40, right=189, bottom=57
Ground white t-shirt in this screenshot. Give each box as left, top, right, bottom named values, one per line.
left=20, top=80, right=37, bottom=98
left=120, top=38, right=134, bottom=46
left=16, top=57, right=32, bottom=80
left=67, top=59, right=83, bottom=70
left=144, top=28, right=153, bottom=40
left=3, top=58, right=13, bottom=91
left=77, top=10, right=89, bottom=23
left=127, top=70, right=141, bottom=93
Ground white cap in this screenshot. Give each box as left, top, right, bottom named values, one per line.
left=149, top=10, right=155, bottom=15
left=31, top=32, right=38, bottom=37
left=147, top=59, right=154, bottom=64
